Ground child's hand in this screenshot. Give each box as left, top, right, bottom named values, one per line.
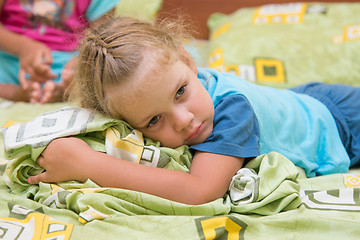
left=60, top=57, right=77, bottom=89
left=18, top=40, right=57, bottom=89
left=28, top=137, right=92, bottom=184
left=0, top=83, right=32, bottom=102
left=29, top=80, right=65, bottom=103
left=28, top=57, right=77, bottom=103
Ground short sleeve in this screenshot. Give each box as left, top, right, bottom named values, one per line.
left=190, top=94, right=260, bottom=158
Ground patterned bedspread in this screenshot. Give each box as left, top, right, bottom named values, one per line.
left=0, top=99, right=360, bottom=239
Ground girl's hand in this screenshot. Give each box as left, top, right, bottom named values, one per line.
left=60, top=57, right=77, bottom=89
left=29, top=80, right=65, bottom=103
left=18, top=39, right=57, bottom=89
left=28, top=57, right=77, bottom=103
left=0, top=83, right=31, bottom=102
left=28, top=137, right=92, bottom=184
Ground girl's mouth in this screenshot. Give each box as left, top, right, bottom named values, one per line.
left=186, top=122, right=205, bottom=142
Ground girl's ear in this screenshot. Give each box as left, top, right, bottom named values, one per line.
left=178, top=45, right=198, bottom=75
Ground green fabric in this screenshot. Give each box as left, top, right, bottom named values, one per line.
left=0, top=99, right=71, bottom=128
left=114, top=0, right=163, bottom=20
left=0, top=102, right=301, bottom=220
left=1, top=170, right=360, bottom=239
left=1, top=99, right=360, bottom=239
left=230, top=153, right=301, bottom=215
left=207, top=2, right=360, bottom=88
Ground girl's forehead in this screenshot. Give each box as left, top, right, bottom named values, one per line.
left=132, top=51, right=176, bottom=86
left=107, top=60, right=169, bottom=108
left=113, top=71, right=175, bottom=127
left=105, top=50, right=181, bottom=118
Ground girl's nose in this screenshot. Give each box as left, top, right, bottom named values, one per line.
left=173, top=107, right=194, bottom=132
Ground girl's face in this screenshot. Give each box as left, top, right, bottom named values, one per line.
left=110, top=51, right=214, bottom=148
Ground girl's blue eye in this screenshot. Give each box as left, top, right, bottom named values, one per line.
left=148, top=116, right=160, bottom=127
left=176, top=85, right=187, bottom=99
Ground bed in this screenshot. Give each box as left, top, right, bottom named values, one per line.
left=1, top=1, right=360, bottom=239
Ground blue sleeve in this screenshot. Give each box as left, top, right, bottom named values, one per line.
left=86, top=0, right=121, bottom=21
left=190, top=94, right=260, bottom=158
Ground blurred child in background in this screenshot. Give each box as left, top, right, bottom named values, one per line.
left=0, top=0, right=120, bottom=103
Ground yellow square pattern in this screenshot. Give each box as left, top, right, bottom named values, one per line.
left=344, top=24, right=360, bottom=41
left=208, top=48, right=224, bottom=69
left=225, top=65, right=240, bottom=76
left=345, top=174, right=360, bottom=188
left=255, top=58, right=286, bottom=83
left=253, top=3, right=307, bottom=24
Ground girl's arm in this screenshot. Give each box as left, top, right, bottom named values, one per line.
left=0, top=83, right=31, bottom=101
left=28, top=137, right=244, bottom=205
left=0, top=0, right=56, bottom=86
left=0, top=23, right=56, bottom=84
left=31, top=10, right=114, bottom=104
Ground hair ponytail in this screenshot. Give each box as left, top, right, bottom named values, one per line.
left=69, top=16, right=192, bottom=118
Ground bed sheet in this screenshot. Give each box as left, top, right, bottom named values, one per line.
left=1, top=1, right=360, bottom=238
left=1, top=98, right=360, bottom=239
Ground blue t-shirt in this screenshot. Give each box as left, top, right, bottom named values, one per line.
left=191, top=95, right=260, bottom=159
left=190, top=68, right=350, bottom=177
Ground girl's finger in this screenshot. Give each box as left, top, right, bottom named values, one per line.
left=18, top=69, right=29, bottom=89
left=41, top=50, right=53, bottom=65
left=30, top=82, right=43, bottom=103
left=36, top=155, right=45, bottom=167
left=18, top=68, right=34, bottom=89
left=28, top=171, right=48, bottom=184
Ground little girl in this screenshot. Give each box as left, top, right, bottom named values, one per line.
left=28, top=17, right=360, bottom=205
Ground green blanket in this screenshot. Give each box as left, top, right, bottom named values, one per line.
left=1, top=99, right=360, bottom=239
left=0, top=105, right=300, bottom=219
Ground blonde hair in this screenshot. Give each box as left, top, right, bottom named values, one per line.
left=70, top=16, right=192, bottom=119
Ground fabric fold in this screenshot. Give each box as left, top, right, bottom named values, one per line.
left=1, top=107, right=301, bottom=223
